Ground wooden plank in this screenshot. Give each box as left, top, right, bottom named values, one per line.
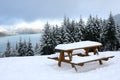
left=71, top=56, right=114, bottom=65
left=71, top=56, right=114, bottom=71
left=48, top=57, right=59, bottom=61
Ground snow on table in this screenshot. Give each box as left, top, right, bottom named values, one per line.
left=72, top=49, right=86, bottom=55
left=55, top=41, right=102, bottom=51
left=71, top=53, right=115, bottom=64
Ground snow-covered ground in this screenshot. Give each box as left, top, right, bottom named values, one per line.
left=0, top=51, right=120, bottom=80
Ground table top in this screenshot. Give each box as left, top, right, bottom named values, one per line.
left=55, top=41, right=102, bottom=51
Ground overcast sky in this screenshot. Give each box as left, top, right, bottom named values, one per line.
left=0, top=0, right=120, bottom=25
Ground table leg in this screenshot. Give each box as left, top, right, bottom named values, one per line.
left=68, top=50, right=72, bottom=61
left=93, top=47, right=98, bottom=55
left=58, top=51, right=64, bottom=67
left=84, top=48, right=89, bottom=56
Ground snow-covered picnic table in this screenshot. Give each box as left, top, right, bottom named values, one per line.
left=55, top=41, right=102, bottom=67
left=48, top=41, right=114, bottom=71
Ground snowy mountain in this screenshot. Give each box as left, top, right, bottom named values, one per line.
left=0, top=26, right=41, bottom=36
left=0, top=51, right=120, bottom=80
left=0, top=27, right=11, bottom=36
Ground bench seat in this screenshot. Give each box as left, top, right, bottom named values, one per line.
left=70, top=54, right=114, bottom=71
left=71, top=55, right=113, bottom=64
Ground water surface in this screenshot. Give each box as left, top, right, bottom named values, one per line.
left=0, top=33, right=42, bottom=53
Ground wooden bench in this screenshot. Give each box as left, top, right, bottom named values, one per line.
left=71, top=54, right=114, bottom=71
left=48, top=53, right=114, bottom=71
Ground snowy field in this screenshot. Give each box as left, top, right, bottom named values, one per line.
left=0, top=51, right=120, bottom=80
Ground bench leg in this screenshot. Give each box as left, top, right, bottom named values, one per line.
left=99, top=60, right=103, bottom=65
left=68, top=51, right=72, bottom=61
left=71, top=64, right=78, bottom=72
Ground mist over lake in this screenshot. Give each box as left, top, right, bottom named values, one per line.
left=0, top=33, right=42, bottom=53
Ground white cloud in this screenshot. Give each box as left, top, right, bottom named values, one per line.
left=0, top=19, right=62, bottom=35
left=0, top=27, right=7, bottom=32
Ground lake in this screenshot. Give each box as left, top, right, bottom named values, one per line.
left=0, top=33, right=42, bottom=53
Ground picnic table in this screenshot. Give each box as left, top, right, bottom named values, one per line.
left=48, top=41, right=114, bottom=71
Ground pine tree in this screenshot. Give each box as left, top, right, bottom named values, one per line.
left=62, top=16, right=70, bottom=43
left=10, top=48, right=18, bottom=56
left=22, top=40, right=27, bottom=56
left=100, top=19, right=107, bottom=51
left=103, top=13, right=119, bottom=50
left=40, top=22, right=54, bottom=55
left=15, top=42, right=18, bottom=51
left=84, top=15, right=101, bottom=41
left=84, top=15, right=95, bottom=41
left=58, top=25, right=69, bottom=44
left=34, top=43, right=40, bottom=55
left=26, top=38, right=34, bottom=56
left=4, top=41, right=11, bottom=57
left=67, top=20, right=77, bottom=42
left=116, top=24, right=120, bottom=48
left=18, top=38, right=25, bottom=56
left=53, top=25, right=61, bottom=45
left=14, top=42, right=19, bottom=56
left=77, top=17, right=85, bottom=41
left=51, top=26, right=58, bottom=47
left=93, top=16, right=101, bottom=42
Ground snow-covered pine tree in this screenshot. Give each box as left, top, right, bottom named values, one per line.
left=26, top=38, right=34, bottom=56
left=40, top=22, right=54, bottom=55
left=67, top=20, right=77, bottom=42
left=21, top=40, right=28, bottom=56
left=103, top=13, right=119, bottom=50
left=93, top=16, right=101, bottom=42
left=4, top=41, right=11, bottom=57
left=58, top=25, right=69, bottom=44
left=18, top=38, right=22, bottom=56
left=84, top=15, right=95, bottom=41
left=10, top=48, right=18, bottom=57
left=76, top=17, right=85, bottom=41
left=51, top=26, right=58, bottom=47
left=64, top=18, right=77, bottom=43
left=14, top=42, right=19, bottom=56
left=15, top=42, right=18, bottom=50
left=100, top=19, right=107, bottom=51
left=62, top=16, right=70, bottom=43
left=116, top=24, right=120, bottom=48
left=53, top=25, right=61, bottom=45
left=18, top=38, right=25, bottom=56
left=34, top=43, right=40, bottom=55
left=84, top=15, right=101, bottom=41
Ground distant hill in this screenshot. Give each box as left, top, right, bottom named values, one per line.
left=0, top=27, right=41, bottom=37
left=0, top=32, right=9, bottom=37
left=16, top=28, right=41, bottom=34
left=113, top=14, right=120, bottom=26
